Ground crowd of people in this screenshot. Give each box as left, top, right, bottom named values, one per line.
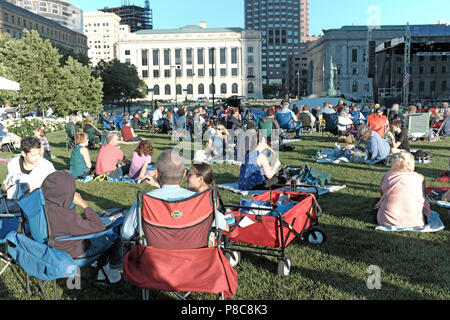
left=0, top=97, right=448, bottom=287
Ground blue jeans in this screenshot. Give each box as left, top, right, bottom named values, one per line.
left=108, top=164, right=130, bottom=179
left=78, top=236, right=123, bottom=270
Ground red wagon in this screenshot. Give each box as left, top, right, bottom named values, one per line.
left=223, top=190, right=326, bottom=276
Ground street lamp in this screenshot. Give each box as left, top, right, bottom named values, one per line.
left=147, top=88, right=155, bottom=113
left=171, top=65, right=181, bottom=107
left=211, top=47, right=215, bottom=109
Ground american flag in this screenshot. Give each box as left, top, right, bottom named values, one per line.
left=403, top=69, right=410, bottom=88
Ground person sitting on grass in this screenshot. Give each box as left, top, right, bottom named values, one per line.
left=33, top=127, right=52, bottom=160
left=187, top=163, right=229, bottom=232
left=95, top=132, right=131, bottom=179
left=121, top=120, right=143, bottom=143
left=386, top=119, right=410, bottom=154
left=70, top=132, right=95, bottom=179
left=128, top=140, right=159, bottom=188
left=358, top=125, right=390, bottom=163
left=238, top=134, right=283, bottom=191
left=374, top=151, right=432, bottom=228
left=1, top=137, right=55, bottom=213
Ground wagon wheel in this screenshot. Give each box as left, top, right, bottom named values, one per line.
left=225, top=250, right=241, bottom=268
left=277, top=255, right=291, bottom=277
left=306, top=227, right=327, bottom=244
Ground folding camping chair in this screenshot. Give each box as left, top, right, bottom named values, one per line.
left=84, top=126, right=102, bottom=151
left=322, top=113, right=338, bottom=137
left=113, top=114, right=124, bottom=131
left=171, top=115, right=187, bottom=142
left=65, top=123, right=76, bottom=150
left=276, top=112, right=300, bottom=139
left=251, top=110, right=267, bottom=126
left=408, top=113, right=430, bottom=140
left=299, top=112, right=313, bottom=132
left=7, top=187, right=124, bottom=300
left=0, top=194, right=21, bottom=277
left=123, top=189, right=238, bottom=300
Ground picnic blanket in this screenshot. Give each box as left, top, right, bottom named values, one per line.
left=375, top=211, right=445, bottom=233
left=78, top=174, right=137, bottom=184
left=217, top=182, right=346, bottom=197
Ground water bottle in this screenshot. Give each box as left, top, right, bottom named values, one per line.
left=225, top=208, right=235, bottom=225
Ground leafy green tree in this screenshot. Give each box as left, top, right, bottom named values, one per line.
left=56, top=57, right=104, bottom=117
left=96, top=59, right=147, bottom=109
left=0, top=30, right=104, bottom=117
left=54, top=43, right=90, bottom=67
left=0, top=30, right=62, bottom=115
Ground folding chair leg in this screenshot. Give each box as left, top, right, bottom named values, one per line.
left=0, top=260, right=11, bottom=276
left=26, top=274, right=31, bottom=297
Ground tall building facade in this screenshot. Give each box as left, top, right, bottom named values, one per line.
left=0, top=0, right=88, bottom=55
left=99, top=4, right=152, bottom=33
left=116, top=24, right=263, bottom=101
left=245, top=0, right=309, bottom=91
left=4, top=0, right=83, bottom=33
left=83, top=11, right=121, bottom=67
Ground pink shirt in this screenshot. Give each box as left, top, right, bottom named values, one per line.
left=376, top=171, right=432, bottom=227
left=95, top=144, right=124, bottom=175
left=129, top=152, right=152, bottom=181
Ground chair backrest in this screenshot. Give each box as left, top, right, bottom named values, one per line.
left=258, top=118, right=274, bottom=138
left=299, top=112, right=312, bottom=127
left=322, top=113, right=338, bottom=131
left=408, top=113, right=430, bottom=138
left=65, top=123, right=75, bottom=141
left=138, top=190, right=214, bottom=250
left=276, top=112, right=294, bottom=129
left=173, top=115, right=186, bottom=130
left=84, top=127, right=95, bottom=143
left=251, top=110, right=267, bottom=125
left=16, top=189, right=48, bottom=245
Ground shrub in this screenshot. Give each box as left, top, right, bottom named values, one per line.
left=4, top=117, right=66, bottom=137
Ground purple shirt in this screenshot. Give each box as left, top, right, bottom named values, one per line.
left=129, top=152, right=152, bottom=181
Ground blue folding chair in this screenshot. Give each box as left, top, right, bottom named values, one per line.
left=7, top=188, right=123, bottom=299
left=322, top=113, right=339, bottom=137
left=276, top=111, right=302, bottom=138
left=113, top=114, right=124, bottom=130
left=251, top=110, right=267, bottom=126
left=172, top=115, right=187, bottom=141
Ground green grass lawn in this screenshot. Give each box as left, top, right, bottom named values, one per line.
left=0, top=130, right=449, bottom=300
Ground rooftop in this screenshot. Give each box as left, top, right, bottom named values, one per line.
left=135, top=25, right=245, bottom=35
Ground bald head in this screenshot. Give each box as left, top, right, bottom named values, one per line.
left=155, top=150, right=186, bottom=186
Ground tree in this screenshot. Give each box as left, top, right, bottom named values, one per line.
left=96, top=59, right=147, bottom=110
left=56, top=57, right=104, bottom=117
left=0, top=30, right=104, bottom=117
left=0, top=30, right=62, bottom=115
left=54, top=43, right=90, bottom=67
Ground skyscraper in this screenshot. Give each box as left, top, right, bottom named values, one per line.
left=245, top=0, right=309, bottom=92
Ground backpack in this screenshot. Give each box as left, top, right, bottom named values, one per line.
left=6, top=231, right=77, bottom=281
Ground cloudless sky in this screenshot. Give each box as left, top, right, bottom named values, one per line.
left=70, top=0, right=450, bottom=36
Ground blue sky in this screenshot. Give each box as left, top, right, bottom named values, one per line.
left=70, top=0, right=450, bottom=36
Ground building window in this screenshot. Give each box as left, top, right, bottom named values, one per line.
left=154, top=85, right=159, bottom=95
left=352, top=49, right=358, bottom=63
left=175, top=49, right=182, bottom=66
left=198, top=48, right=204, bottom=65
left=231, top=48, right=238, bottom=64
left=220, top=83, right=227, bottom=94
left=187, top=69, right=193, bottom=77
left=352, top=81, right=358, bottom=93
left=220, top=68, right=227, bottom=77
left=125, top=50, right=130, bottom=56
left=141, top=49, right=148, bottom=66
left=232, top=83, right=238, bottom=94
left=220, top=48, right=226, bottom=64
left=209, top=84, right=216, bottom=94
left=187, top=84, right=193, bottom=95
left=153, top=70, right=160, bottom=78
left=198, top=69, right=204, bottom=77
left=198, top=84, right=204, bottom=94
left=165, top=85, right=171, bottom=95
left=164, top=49, right=170, bottom=65
left=153, top=49, right=159, bottom=66
left=142, top=70, right=148, bottom=78
left=232, top=68, right=238, bottom=76
left=209, top=48, right=215, bottom=65
left=176, top=84, right=182, bottom=95
left=248, top=82, right=255, bottom=94
left=442, top=81, right=447, bottom=91
left=164, top=70, right=171, bottom=78
left=186, top=49, right=193, bottom=65
left=419, top=81, right=424, bottom=92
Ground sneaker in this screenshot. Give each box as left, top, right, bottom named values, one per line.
left=97, top=263, right=122, bottom=284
